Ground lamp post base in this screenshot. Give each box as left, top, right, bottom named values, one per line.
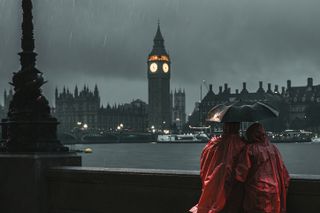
left=0, top=153, right=81, bottom=213
left=1, top=118, right=68, bottom=152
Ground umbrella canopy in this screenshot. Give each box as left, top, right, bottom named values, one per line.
left=207, top=102, right=279, bottom=122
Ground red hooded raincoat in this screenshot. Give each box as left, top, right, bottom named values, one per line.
left=190, top=123, right=245, bottom=213
left=235, top=123, right=290, bottom=213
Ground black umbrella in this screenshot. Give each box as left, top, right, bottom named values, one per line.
left=207, top=102, right=279, bottom=122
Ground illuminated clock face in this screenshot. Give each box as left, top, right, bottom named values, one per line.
left=163, top=63, right=169, bottom=73
left=150, top=63, right=158, bottom=73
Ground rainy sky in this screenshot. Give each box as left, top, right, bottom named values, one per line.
left=1, top=0, right=320, bottom=114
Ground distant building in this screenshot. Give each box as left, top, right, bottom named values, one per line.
left=198, top=82, right=270, bottom=126
left=171, top=89, right=186, bottom=131
left=188, top=102, right=200, bottom=127
left=54, top=85, right=147, bottom=133
left=147, top=23, right=171, bottom=130
left=0, top=89, right=13, bottom=120
left=0, top=105, right=2, bottom=137
left=1, top=89, right=13, bottom=135
left=189, top=78, right=320, bottom=132
left=284, top=78, right=320, bottom=131
left=4, top=89, right=13, bottom=114
left=55, top=85, right=100, bottom=132
left=97, top=99, right=147, bottom=132
left=0, top=105, right=5, bottom=122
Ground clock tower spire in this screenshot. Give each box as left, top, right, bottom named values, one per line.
left=147, top=22, right=171, bottom=130
left=150, top=21, right=167, bottom=55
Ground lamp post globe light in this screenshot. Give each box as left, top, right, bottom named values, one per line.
left=83, top=124, right=88, bottom=130
left=0, top=0, right=68, bottom=152
left=150, top=125, right=155, bottom=133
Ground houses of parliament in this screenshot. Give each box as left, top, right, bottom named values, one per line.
left=0, top=24, right=186, bottom=134
left=52, top=24, right=186, bottom=133
left=53, top=85, right=148, bottom=132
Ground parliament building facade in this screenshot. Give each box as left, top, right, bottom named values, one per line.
left=54, top=86, right=148, bottom=133
left=188, top=78, right=320, bottom=132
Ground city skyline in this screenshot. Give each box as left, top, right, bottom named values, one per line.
left=1, top=0, right=320, bottom=114
left=0, top=2, right=318, bottom=213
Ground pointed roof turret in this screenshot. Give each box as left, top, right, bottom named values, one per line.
left=154, top=21, right=164, bottom=41
left=267, top=83, right=273, bottom=94
left=256, top=81, right=265, bottom=94
left=94, top=84, right=99, bottom=97
left=201, top=84, right=215, bottom=103
left=74, top=85, right=78, bottom=97
left=149, top=21, right=168, bottom=56
left=55, top=87, right=58, bottom=99
left=240, top=82, right=249, bottom=94
left=4, top=90, right=7, bottom=105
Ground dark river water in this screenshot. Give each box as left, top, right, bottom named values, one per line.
left=69, top=142, right=320, bottom=175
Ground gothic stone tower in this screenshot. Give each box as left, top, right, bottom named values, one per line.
left=172, top=89, right=186, bottom=130
left=147, top=23, right=171, bottom=130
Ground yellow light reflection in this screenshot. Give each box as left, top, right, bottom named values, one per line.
left=160, top=55, right=169, bottom=61
left=148, top=55, right=169, bottom=62
left=208, top=112, right=222, bottom=122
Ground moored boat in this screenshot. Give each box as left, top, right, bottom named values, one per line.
left=157, top=133, right=209, bottom=143
left=269, top=129, right=313, bottom=143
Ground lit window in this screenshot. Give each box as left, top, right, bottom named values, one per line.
left=148, top=55, right=169, bottom=61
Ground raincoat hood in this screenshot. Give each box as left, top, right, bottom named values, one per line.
left=190, top=122, right=245, bottom=213
left=235, top=123, right=290, bottom=213
left=246, top=123, right=267, bottom=144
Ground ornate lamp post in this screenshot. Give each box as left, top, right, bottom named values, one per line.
left=1, top=0, right=68, bottom=152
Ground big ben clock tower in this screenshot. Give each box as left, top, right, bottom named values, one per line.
left=147, top=23, right=171, bottom=130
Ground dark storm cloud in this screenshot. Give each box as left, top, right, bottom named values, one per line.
left=1, top=0, right=320, bottom=113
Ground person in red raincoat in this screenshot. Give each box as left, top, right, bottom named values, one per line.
left=190, top=122, right=245, bottom=213
left=235, top=123, right=290, bottom=213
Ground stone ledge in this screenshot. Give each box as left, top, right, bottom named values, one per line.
left=50, top=166, right=199, bottom=175
left=47, top=167, right=320, bottom=213
left=48, top=167, right=200, bottom=189
left=0, top=153, right=80, bottom=159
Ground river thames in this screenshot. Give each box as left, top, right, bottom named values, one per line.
left=70, top=142, right=320, bottom=175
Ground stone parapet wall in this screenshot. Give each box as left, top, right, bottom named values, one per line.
left=47, top=167, right=320, bottom=213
